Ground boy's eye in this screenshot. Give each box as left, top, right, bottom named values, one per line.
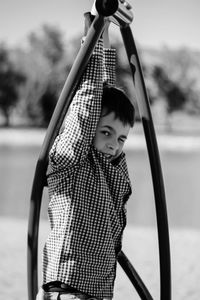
left=102, top=130, right=110, bottom=136
left=119, top=138, right=126, bottom=144
left=119, top=139, right=125, bottom=144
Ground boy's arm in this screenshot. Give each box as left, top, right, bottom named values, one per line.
left=103, top=22, right=116, bottom=86
left=49, top=39, right=104, bottom=170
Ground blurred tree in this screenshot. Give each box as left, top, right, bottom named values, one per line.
left=39, top=64, right=68, bottom=126
left=12, top=46, right=51, bottom=124
left=140, top=46, right=200, bottom=117
left=28, top=24, right=65, bottom=67
left=6, top=26, right=200, bottom=127
left=0, top=45, right=26, bottom=126
left=160, top=47, right=200, bottom=114
left=152, top=65, right=187, bottom=129
left=37, top=31, right=90, bottom=126
left=152, top=65, right=187, bottom=113
left=15, top=24, right=70, bottom=126
left=27, top=24, right=66, bottom=125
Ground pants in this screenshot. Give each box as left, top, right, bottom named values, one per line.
left=36, top=287, right=112, bottom=300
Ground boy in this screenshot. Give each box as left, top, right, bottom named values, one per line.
left=37, top=7, right=135, bottom=300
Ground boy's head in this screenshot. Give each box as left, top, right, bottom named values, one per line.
left=93, top=84, right=135, bottom=162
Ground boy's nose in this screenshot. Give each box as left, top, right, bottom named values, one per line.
left=107, top=141, right=118, bottom=154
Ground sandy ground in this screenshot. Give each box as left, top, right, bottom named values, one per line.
left=1, top=217, right=200, bottom=300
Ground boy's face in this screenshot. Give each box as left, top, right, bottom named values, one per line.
left=93, top=109, right=130, bottom=162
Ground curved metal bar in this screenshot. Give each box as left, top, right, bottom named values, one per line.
left=95, top=0, right=119, bottom=16
left=27, top=5, right=171, bottom=300
left=27, top=15, right=106, bottom=300
left=118, top=251, right=153, bottom=300
left=120, top=25, right=171, bottom=300
left=96, top=0, right=134, bottom=26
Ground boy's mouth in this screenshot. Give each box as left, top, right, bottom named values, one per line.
left=103, top=153, right=115, bottom=161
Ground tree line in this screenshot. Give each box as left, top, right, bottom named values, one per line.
left=0, top=24, right=200, bottom=127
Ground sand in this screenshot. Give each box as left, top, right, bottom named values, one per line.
left=1, top=217, right=200, bottom=300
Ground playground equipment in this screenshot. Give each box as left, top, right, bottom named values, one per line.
left=27, top=1, right=171, bottom=299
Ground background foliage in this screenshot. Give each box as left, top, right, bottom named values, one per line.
left=0, top=24, right=200, bottom=127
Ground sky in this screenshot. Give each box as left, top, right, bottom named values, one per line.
left=0, top=0, right=200, bottom=50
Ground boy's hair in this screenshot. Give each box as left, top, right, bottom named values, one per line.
left=101, top=84, right=135, bottom=127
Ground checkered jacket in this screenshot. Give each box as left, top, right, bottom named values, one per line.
left=43, top=39, right=132, bottom=299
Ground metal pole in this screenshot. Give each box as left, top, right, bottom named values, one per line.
left=120, top=25, right=171, bottom=300
left=118, top=251, right=153, bottom=300
left=27, top=2, right=171, bottom=300
left=27, top=15, right=106, bottom=300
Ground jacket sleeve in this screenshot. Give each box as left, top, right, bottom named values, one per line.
left=48, top=39, right=104, bottom=171
left=103, top=47, right=116, bottom=86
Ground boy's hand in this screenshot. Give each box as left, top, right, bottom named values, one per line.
left=84, top=0, right=98, bottom=15
left=91, top=0, right=98, bottom=16
left=84, top=0, right=111, bottom=43
left=84, top=0, right=98, bottom=36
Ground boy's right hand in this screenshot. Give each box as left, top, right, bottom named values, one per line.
left=91, top=0, right=98, bottom=15
left=84, top=1, right=98, bottom=36
left=84, top=0, right=97, bottom=15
